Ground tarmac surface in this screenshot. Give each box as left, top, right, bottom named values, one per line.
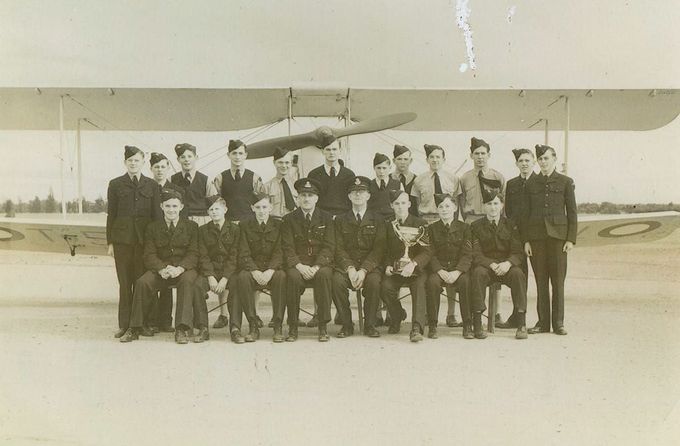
left=0, top=232, right=679, bottom=446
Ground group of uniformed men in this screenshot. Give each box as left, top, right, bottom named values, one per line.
left=106, top=136, right=577, bottom=344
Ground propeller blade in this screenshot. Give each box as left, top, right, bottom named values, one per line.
left=246, top=130, right=330, bottom=159
left=333, top=112, right=416, bottom=138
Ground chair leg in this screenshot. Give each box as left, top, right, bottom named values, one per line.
left=356, top=289, right=364, bottom=334
left=488, top=286, right=497, bottom=333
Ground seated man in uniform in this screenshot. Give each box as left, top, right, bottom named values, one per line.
left=121, top=189, right=204, bottom=344
left=425, top=194, right=474, bottom=339
left=332, top=176, right=386, bottom=338
left=236, top=193, right=287, bottom=343
left=381, top=190, right=431, bottom=342
left=368, top=153, right=403, bottom=220
left=195, top=196, right=244, bottom=343
left=281, top=178, right=335, bottom=342
left=469, top=190, right=528, bottom=340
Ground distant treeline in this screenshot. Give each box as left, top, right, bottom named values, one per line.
left=577, top=202, right=680, bottom=214
left=2, top=190, right=107, bottom=217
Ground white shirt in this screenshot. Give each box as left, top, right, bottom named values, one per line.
left=323, top=162, right=341, bottom=176
left=352, top=207, right=367, bottom=221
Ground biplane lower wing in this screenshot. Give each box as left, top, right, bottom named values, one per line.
left=0, top=211, right=678, bottom=257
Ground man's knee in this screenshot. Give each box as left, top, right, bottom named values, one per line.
left=177, top=269, right=197, bottom=285
left=315, top=266, right=333, bottom=280
left=426, top=273, right=442, bottom=290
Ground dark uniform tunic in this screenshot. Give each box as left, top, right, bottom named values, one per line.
left=171, top=171, right=209, bottom=217
left=106, top=173, right=161, bottom=330
left=425, top=220, right=473, bottom=325
left=469, top=217, right=527, bottom=316
left=219, top=169, right=257, bottom=221
left=129, top=218, right=203, bottom=330
left=308, top=164, right=356, bottom=216
left=236, top=218, right=286, bottom=328
left=332, top=209, right=386, bottom=331
left=195, top=220, right=241, bottom=329
left=521, top=170, right=577, bottom=331
left=281, top=207, right=335, bottom=326
left=381, top=214, right=431, bottom=331
left=367, top=177, right=402, bottom=220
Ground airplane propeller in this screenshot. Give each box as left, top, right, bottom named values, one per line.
left=245, top=112, right=417, bottom=159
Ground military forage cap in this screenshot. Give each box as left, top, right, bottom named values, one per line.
left=434, top=193, right=455, bottom=208
left=373, top=153, right=390, bottom=167
left=294, top=178, right=321, bottom=195
left=481, top=186, right=503, bottom=204
left=535, top=144, right=553, bottom=158
left=174, top=143, right=196, bottom=156
left=512, top=148, right=532, bottom=161
left=424, top=144, right=444, bottom=157
left=348, top=176, right=371, bottom=193
left=470, top=137, right=490, bottom=152
left=160, top=188, right=184, bottom=203
left=149, top=152, right=168, bottom=166
left=273, top=146, right=289, bottom=161
left=205, top=194, right=226, bottom=209
left=228, top=139, right=246, bottom=152
left=124, top=145, right=143, bottom=159
left=388, top=189, right=408, bottom=203
left=247, top=191, right=270, bottom=206
left=393, top=144, right=410, bottom=158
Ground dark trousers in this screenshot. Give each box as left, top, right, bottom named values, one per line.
left=470, top=265, right=527, bottom=314
left=425, top=272, right=471, bottom=325
left=286, top=266, right=333, bottom=326
left=529, top=237, right=567, bottom=330
left=113, top=243, right=145, bottom=329
left=149, top=288, right=173, bottom=328
left=130, top=269, right=203, bottom=329
left=332, top=270, right=381, bottom=330
left=195, top=274, right=239, bottom=329
left=380, top=273, right=427, bottom=330
left=237, top=270, right=287, bottom=328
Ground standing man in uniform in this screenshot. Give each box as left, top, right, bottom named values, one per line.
left=333, top=176, right=386, bottom=338
left=236, top=193, right=287, bottom=343
left=410, top=144, right=461, bottom=223
left=121, top=189, right=204, bottom=344
left=107, top=145, right=161, bottom=338
left=381, top=190, right=431, bottom=342
left=523, top=145, right=577, bottom=336
left=171, top=143, right=216, bottom=226
left=148, top=152, right=185, bottom=333
left=194, top=196, right=243, bottom=342
left=390, top=144, right=418, bottom=216
left=368, top=153, right=403, bottom=220
left=263, top=147, right=298, bottom=219
left=308, top=144, right=355, bottom=216
left=425, top=194, right=474, bottom=339
left=281, top=178, right=335, bottom=342
left=498, top=148, right=536, bottom=329
left=212, top=139, right=265, bottom=222
left=459, top=137, right=506, bottom=327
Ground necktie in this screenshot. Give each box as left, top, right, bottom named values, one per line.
left=433, top=172, right=442, bottom=194
left=234, top=170, right=241, bottom=181
left=184, top=172, right=191, bottom=183
left=380, top=180, right=386, bottom=191
left=490, top=220, right=497, bottom=231
left=169, top=221, right=176, bottom=235
left=281, top=179, right=295, bottom=211
left=132, top=175, right=139, bottom=186
left=260, top=222, right=266, bottom=231
left=330, top=166, right=336, bottom=178
left=399, top=174, right=406, bottom=188
left=356, top=213, right=362, bottom=224
left=445, top=223, right=450, bottom=230
left=305, top=213, right=312, bottom=224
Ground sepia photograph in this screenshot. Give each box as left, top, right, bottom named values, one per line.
left=0, top=1, right=678, bottom=445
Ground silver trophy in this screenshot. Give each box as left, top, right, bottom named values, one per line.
left=391, top=220, right=428, bottom=274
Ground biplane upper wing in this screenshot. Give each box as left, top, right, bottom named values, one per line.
left=1, top=212, right=678, bottom=257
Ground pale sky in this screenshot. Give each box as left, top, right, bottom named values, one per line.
left=1, top=0, right=679, bottom=205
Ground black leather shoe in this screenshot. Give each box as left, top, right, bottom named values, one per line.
left=494, top=313, right=504, bottom=326
left=140, top=326, right=154, bottom=337
left=114, top=328, right=127, bottom=338
left=285, top=326, right=298, bottom=342
left=212, top=315, right=229, bottom=329
left=528, top=325, right=550, bottom=334
left=473, top=313, right=487, bottom=339
left=427, top=325, right=438, bottom=339
left=318, top=325, right=330, bottom=342
left=175, top=329, right=189, bottom=344
left=336, top=324, right=354, bottom=338
left=194, top=327, right=209, bottom=343
left=387, top=320, right=401, bottom=334
left=410, top=329, right=423, bottom=342
left=149, top=326, right=160, bottom=334
left=446, top=315, right=462, bottom=328
left=273, top=326, right=285, bottom=343
left=159, top=325, right=175, bottom=333
left=496, top=316, right=519, bottom=329
left=119, top=328, right=138, bottom=343
left=375, top=314, right=385, bottom=327
left=462, top=322, right=474, bottom=339
left=306, top=315, right=319, bottom=328
left=515, top=325, right=528, bottom=339
left=230, top=329, right=245, bottom=344
left=554, top=326, right=568, bottom=335
left=255, top=316, right=264, bottom=328
left=245, top=326, right=260, bottom=342
left=365, top=327, right=380, bottom=338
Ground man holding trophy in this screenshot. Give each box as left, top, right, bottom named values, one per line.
left=380, top=190, right=431, bottom=342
